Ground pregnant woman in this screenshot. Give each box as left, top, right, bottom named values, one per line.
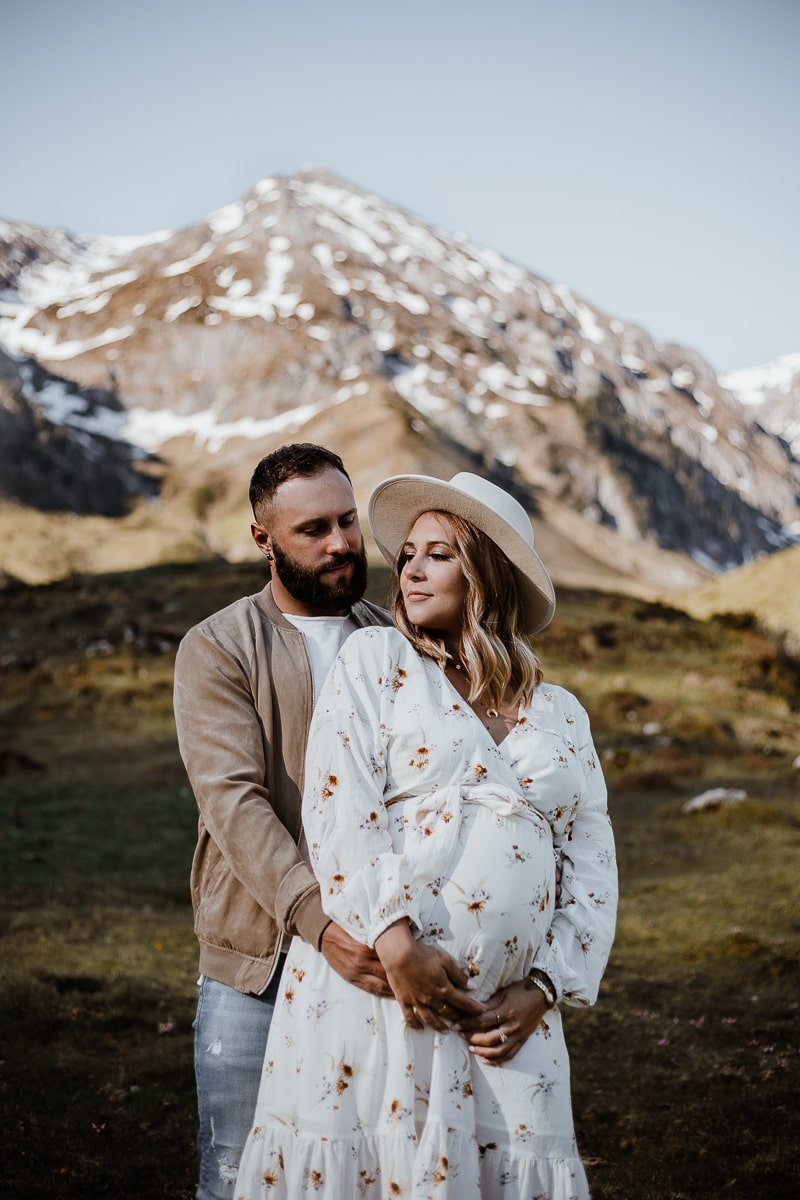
left=235, top=471, right=618, bottom=1199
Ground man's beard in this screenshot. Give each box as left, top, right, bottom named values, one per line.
left=270, top=537, right=368, bottom=611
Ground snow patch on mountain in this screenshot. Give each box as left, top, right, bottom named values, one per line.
left=720, top=354, right=800, bottom=406
left=0, top=228, right=169, bottom=359
left=720, top=354, right=800, bottom=458
left=123, top=390, right=353, bottom=455
left=14, top=367, right=126, bottom=446
left=162, top=243, right=214, bottom=276
left=4, top=320, right=135, bottom=361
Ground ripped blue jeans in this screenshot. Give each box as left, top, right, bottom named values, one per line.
left=193, top=972, right=282, bottom=1200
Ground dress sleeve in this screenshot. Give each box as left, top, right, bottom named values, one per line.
left=532, top=702, right=618, bottom=1007
left=302, top=631, right=424, bottom=947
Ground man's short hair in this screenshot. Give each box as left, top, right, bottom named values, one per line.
left=249, top=443, right=351, bottom=523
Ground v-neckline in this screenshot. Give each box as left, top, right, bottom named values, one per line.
left=441, top=666, right=519, bottom=749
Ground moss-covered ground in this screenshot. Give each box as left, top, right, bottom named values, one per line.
left=1, top=562, right=797, bottom=1198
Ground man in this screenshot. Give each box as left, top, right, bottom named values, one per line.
left=173, top=444, right=395, bottom=1200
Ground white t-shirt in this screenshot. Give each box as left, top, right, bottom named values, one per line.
left=282, top=613, right=359, bottom=700
left=282, top=613, right=359, bottom=865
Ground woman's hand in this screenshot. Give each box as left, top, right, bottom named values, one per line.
left=453, top=976, right=551, bottom=1064
left=375, top=921, right=487, bottom=1032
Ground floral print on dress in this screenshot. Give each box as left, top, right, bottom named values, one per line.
left=234, top=625, right=617, bottom=1200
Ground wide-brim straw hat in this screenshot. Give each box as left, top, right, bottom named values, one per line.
left=368, top=471, right=556, bottom=634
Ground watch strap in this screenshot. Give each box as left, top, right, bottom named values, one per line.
left=525, top=967, right=557, bottom=1007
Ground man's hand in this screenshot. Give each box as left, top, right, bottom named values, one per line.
left=319, top=921, right=393, bottom=998
left=374, top=920, right=487, bottom=1032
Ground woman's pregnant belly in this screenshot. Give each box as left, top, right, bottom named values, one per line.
left=389, top=794, right=555, bottom=1001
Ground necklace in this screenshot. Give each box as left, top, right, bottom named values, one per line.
left=445, top=662, right=503, bottom=723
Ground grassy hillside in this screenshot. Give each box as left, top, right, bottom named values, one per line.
left=1, top=561, right=798, bottom=1198
left=681, top=544, right=800, bottom=643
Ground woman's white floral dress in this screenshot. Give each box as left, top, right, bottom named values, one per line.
left=235, top=627, right=617, bottom=1199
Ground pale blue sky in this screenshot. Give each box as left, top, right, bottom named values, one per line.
left=4, top=0, right=798, bottom=372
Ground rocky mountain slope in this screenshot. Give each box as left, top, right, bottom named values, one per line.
left=0, top=345, right=160, bottom=515
left=1, top=169, right=798, bottom=592
left=720, top=354, right=800, bottom=458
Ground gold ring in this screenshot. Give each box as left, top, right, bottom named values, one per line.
left=412, top=1006, right=420, bottom=1017
left=499, top=1029, right=508, bottom=1044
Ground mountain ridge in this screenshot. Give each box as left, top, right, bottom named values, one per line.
left=720, top=353, right=800, bottom=459
left=1, top=168, right=798, bottom=604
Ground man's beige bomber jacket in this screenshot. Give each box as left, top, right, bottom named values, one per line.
left=173, top=581, right=390, bottom=995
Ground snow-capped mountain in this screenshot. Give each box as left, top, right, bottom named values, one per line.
left=719, top=355, right=800, bottom=459
left=0, top=344, right=160, bottom=516
left=1, top=168, right=798, bottom=587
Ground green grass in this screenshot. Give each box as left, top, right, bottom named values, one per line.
left=1, top=561, right=798, bottom=1198
left=567, top=740, right=799, bottom=1198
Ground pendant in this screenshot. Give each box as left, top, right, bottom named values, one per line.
left=486, top=708, right=499, bottom=719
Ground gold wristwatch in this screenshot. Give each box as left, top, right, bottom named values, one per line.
left=525, top=967, right=557, bottom=1008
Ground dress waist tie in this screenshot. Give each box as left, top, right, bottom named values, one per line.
left=391, top=783, right=551, bottom=884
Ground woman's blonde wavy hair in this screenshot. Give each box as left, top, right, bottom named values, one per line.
left=391, top=510, right=542, bottom=712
